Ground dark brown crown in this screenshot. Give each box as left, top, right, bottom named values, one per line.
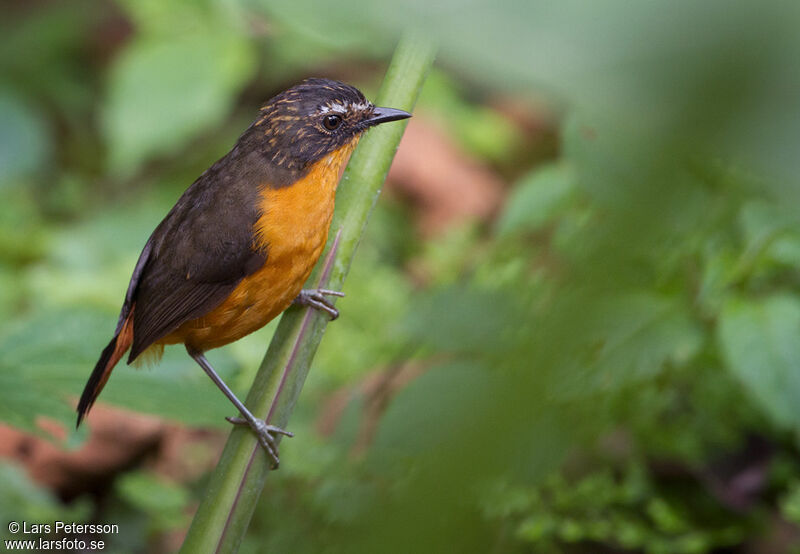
left=251, top=78, right=375, bottom=170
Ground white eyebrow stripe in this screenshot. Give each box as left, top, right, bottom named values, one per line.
left=318, top=103, right=348, bottom=114
left=317, top=101, right=373, bottom=115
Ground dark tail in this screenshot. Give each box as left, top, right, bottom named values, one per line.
left=76, top=310, right=135, bottom=427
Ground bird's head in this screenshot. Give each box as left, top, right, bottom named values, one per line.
left=253, top=78, right=410, bottom=171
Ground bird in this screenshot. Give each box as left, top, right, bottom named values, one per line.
left=77, top=78, right=411, bottom=468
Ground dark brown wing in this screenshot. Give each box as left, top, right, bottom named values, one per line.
left=123, top=147, right=279, bottom=361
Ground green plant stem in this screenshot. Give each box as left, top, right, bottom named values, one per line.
left=179, top=34, right=436, bottom=554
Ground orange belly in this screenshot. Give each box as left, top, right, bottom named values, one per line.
left=157, top=139, right=358, bottom=352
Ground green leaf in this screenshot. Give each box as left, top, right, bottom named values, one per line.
left=555, top=292, right=703, bottom=397
left=104, top=32, right=255, bottom=174
left=400, top=286, right=518, bottom=355
left=371, top=361, right=492, bottom=457
left=315, top=261, right=413, bottom=384
left=252, top=0, right=392, bottom=53
left=116, top=471, right=191, bottom=532
left=780, top=480, right=800, bottom=525
left=0, top=188, right=48, bottom=265
left=718, top=294, right=800, bottom=430
left=0, top=462, right=90, bottom=527
left=497, top=162, right=577, bottom=236
left=0, top=368, right=75, bottom=436
left=739, top=200, right=800, bottom=269
left=0, top=90, right=50, bottom=183
left=0, top=309, right=241, bottom=432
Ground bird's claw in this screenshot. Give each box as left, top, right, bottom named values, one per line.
left=226, top=416, right=293, bottom=469
left=293, top=288, right=345, bottom=320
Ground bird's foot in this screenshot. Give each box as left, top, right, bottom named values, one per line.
left=226, top=416, right=294, bottom=469
left=292, top=288, right=345, bottom=320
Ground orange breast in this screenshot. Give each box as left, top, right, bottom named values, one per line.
left=160, top=139, right=358, bottom=351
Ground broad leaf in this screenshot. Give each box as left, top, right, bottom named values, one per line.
left=0, top=90, right=50, bottom=183
left=553, top=292, right=703, bottom=397
left=498, top=162, right=577, bottom=236
left=718, top=294, right=800, bottom=430
left=0, top=309, right=242, bottom=433
left=104, top=32, right=255, bottom=174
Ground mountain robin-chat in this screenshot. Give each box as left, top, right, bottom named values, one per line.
left=77, top=78, right=411, bottom=468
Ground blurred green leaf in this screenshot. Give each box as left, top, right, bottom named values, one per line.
left=0, top=462, right=90, bottom=528
left=718, top=294, right=800, bottom=430
left=116, top=471, right=190, bottom=532
left=497, top=162, right=577, bottom=236
left=253, top=0, right=393, bottom=53
left=23, top=196, right=170, bottom=313
left=0, top=266, right=20, bottom=320
left=0, top=4, right=98, bottom=115
left=417, top=223, right=482, bottom=286
left=371, top=361, right=491, bottom=458
left=556, top=293, right=703, bottom=397
left=780, top=480, right=800, bottom=525
left=0, top=90, right=50, bottom=183
left=104, top=31, right=255, bottom=174
left=0, top=369, right=74, bottom=436
left=400, top=286, right=518, bottom=355
left=315, top=261, right=412, bottom=384
left=0, top=309, right=242, bottom=431
left=0, top=188, right=49, bottom=266
left=738, top=200, right=800, bottom=270
left=116, top=0, right=228, bottom=36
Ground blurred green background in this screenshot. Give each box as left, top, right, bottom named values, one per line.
left=3, top=0, right=800, bottom=552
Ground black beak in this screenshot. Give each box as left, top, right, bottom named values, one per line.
left=363, top=106, right=412, bottom=127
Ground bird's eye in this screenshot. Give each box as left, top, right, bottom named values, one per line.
left=323, top=114, right=342, bottom=131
